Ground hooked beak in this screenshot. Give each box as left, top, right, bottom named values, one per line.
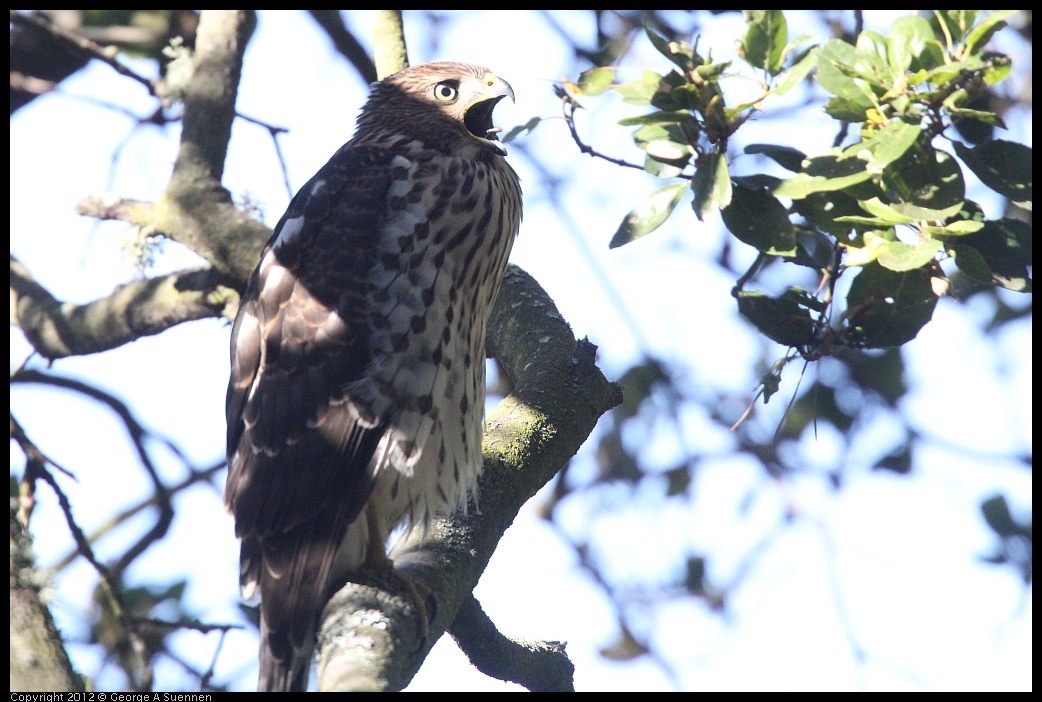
left=464, top=74, right=515, bottom=154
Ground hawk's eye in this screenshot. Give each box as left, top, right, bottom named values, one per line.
left=433, top=82, right=459, bottom=102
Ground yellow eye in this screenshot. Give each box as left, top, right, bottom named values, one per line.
left=433, top=82, right=459, bottom=102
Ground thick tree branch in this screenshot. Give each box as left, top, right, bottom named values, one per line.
left=10, top=255, right=236, bottom=360
left=372, top=11, right=409, bottom=80
left=74, top=195, right=155, bottom=225
left=10, top=11, right=88, bottom=114
left=10, top=493, right=84, bottom=692
left=308, top=10, right=378, bottom=84
left=315, top=265, right=623, bottom=691
left=155, top=10, right=269, bottom=283
left=10, top=11, right=155, bottom=100
left=171, top=10, right=242, bottom=185
left=62, top=11, right=270, bottom=285
left=449, top=594, right=575, bottom=692
left=8, top=10, right=156, bottom=106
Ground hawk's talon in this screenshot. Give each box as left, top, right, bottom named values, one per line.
left=360, top=545, right=431, bottom=647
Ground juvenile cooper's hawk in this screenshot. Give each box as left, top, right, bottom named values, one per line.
left=224, top=61, right=522, bottom=691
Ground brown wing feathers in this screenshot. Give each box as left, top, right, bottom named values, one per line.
left=225, top=62, right=522, bottom=691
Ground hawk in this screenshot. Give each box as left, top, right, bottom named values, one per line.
left=224, top=61, right=522, bottom=691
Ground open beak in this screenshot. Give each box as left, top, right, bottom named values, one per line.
left=464, top=75, right=515, bottom=154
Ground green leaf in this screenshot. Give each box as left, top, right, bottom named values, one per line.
left=934, top=11, right=979, bottom=44
left=665, top=464, right=691, bottom=497
left=846, top=347, right=907, bottom=406
left=758, top=357, right=786, bottom=403
left=633, top=122, right=693, bottom=153
left=824, top=96, right=871, bottom=123
left=947, top=107, right=1007, bottom=130
left=654, top=82, right=704, bottom=113
left=952, top=140, right=1032, bottom=207
left=599, top=627, right=649, bottom=661
left=784, top=227, right=836, bottom=270
left=648, top=72, right=702, bottom=112
left=921, top=220, right=985, bottom=236
left=965, top=11, right=1019, bottom=56
left=774, top=151, right=873, bottom=199
left=841, top=119, right=922, bottom=174
left=644, top=21, right=700, bottom=72
left=501, top=116, right=541, bottom=144
left=643, top=154, right=684, bottom=179
left=683, top=556, right=706, bottom=592
left=691, top=151, right=732, bottom=221
left=576, top=67, right=615, bottom=96
left=876, top=237, right=943, bottom=272
left=736, top=290, right=817, bottom=347
left=744, top=144, right=806, bottom=173
left=732, top=174, right=784, bottom=191
left=772, top=47, right=818, bottom=96
left=816, top=39, right=882, bottom=107
left=954, top=199, right=987, bottom=223
left=857, top=30, right=893, bottom=81
left=886, top=199, right=966, bottom=223
left=954, top=217, right=1032, bottom=291
left=611, top=70, right=663, bottom=106
left=843, top=230, right=894, bottom=267
left=721, top=184, right=796, bottom=254
left=921, top=57, right=983, bottom=86
left=982, top=54, right=1013, bottom=85
left=980, top=494, right=1018, bottom=537
left=858, top=197, right=920, bottom=224
left=948, top=243, right=995, bottom=286
left=618, top=111, right=700, bottom=128
left=888, top=16, right=935, bottom=74
left=694, top=61, right=731, bottom=83
left=835, top=215, right=895, bottom=229
left=842, top=263, right=939, bottom=347
left=781, top=286, right=828, bottom=312
left=644, top=21, right=675, bottom=61
left=740, top=10, right=788, bottom=75
left=883, top=147, right=966, bottom=211
left=775, top=171, right=872, bottom=199
left=634, top=121, right=695, bottom=174
left=609, top=183, right=689, bottom=249
left=793, top=189, right=866, bottom=237
left=645, top=140, right=691, bottom=161
left=875, top=445, right=913, bottom=474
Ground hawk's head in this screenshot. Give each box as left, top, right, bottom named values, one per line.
left=357, top=61, right=515, bottom=157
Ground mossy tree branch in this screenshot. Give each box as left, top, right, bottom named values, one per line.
left=372, top=10, right=409, bottom=80
left=11, top=255, right=236, bottom=360
left=315, top=266, right=623, bottom=691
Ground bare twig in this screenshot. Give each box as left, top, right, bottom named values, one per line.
left=31, top=454, right=154, bottom=689
left=562, top=95, right=647, bottom=172
left=52, top=461, right=226, bottom=573
left=131, top=618, right=242, bottom=635
left=10, top=71, right=59, bottom=97
left=10, top=414, right=76, bottom=527
left=235, top=112, right=294, bottom=199
left=10, top=10, right=159, bottom=96
left=10, top=370, right=175, bottom=581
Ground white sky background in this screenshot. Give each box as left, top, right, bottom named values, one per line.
left=9, top=10, right=1032, bottom=692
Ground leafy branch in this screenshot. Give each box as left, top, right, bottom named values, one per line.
left=564, top=11, right=1031, bottom=405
